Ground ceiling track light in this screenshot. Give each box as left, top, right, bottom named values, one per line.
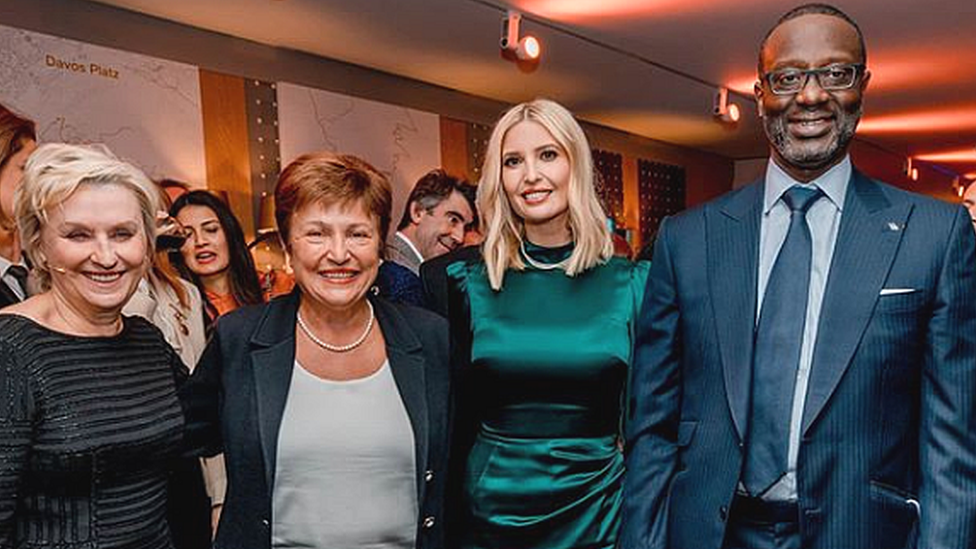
left=713, top=87, right=740, bottom=124
left=501, top=11, right=541, bottom=62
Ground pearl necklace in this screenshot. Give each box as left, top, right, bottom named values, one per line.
left=297, top=301, right=375, bottom=353
left=520, top=240, right=570, bottom=271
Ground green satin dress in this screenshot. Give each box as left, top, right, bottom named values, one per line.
left=448, top=243, right=649, bottom=549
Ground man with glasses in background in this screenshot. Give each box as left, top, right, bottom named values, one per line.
left=620, top=4, right=976, bottom=549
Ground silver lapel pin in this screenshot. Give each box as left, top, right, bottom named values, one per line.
left=886, top=221, right=901, bottom=231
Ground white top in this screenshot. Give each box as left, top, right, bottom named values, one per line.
left=272, top=360, right=417, bottom=549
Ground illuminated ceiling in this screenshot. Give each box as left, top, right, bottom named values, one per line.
left=89, top=0, right=976, bottom=178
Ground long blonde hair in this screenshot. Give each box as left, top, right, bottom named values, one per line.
left=478, top=98, right=612, bottom=290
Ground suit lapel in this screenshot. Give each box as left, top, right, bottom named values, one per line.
left=801, top=171, right=910, bottom=433
left=249, top=292, right=299, bottom=490
left=374, top=297, right=430, bottom=504
left=0, top=279, right=21, bottom=306
left=708, top=183, right=763, bottom=442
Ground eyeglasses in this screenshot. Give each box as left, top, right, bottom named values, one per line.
left=763, top=63, right=865, bottom=95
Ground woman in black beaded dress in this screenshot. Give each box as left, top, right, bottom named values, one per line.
left=0, top=143, right=186, bottom=549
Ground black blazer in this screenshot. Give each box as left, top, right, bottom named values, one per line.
left=419, top=245, right=482, bottom=318
left=0, top=279, right=21, bottom=309
left=180, top=290, right=451, bottom=549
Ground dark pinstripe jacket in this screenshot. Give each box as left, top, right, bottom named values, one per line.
left=0, top=278, right=21, bottom=309
left=619, top=170, right=976, bottom=549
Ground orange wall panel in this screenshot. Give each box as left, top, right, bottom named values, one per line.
left=200, top=69, right=254, bottom=238
left=440, top=117, right=469, bottom=180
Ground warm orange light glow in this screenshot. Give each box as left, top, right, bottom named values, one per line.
left=519, top=36, right=541, bottom=60
left=520, top=0, right=681, bottom=19
left=868, top=46, right=976, bottom=91
left=966, top=172, right=976, bottom=180
left=913, top=147, right=976, bottom=163
left=519, top=0, right=772, bottom=20
left=727, top=75, right=759, bottom=95
left=911, top=168, right=919, bottom=181
left=858, top=107, right=976, bottom=134
left=727, top=103, right=741, bottom=123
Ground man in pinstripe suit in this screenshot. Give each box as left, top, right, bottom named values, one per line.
left=620, top=4, right=976, bottom=549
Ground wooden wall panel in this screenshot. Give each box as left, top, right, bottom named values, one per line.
left=199, top=69, right=254, bottom=239
left=622, top=156, right=640, bottom=249
left=440, top=117, right=469, bottom=180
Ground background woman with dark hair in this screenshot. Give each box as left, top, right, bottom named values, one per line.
left=0, top=103, right=37, bottom=308
left=170, top=190, right=263, bottom=320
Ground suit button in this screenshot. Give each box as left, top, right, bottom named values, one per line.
left=261, top=519, right=270, bottom=528
left=424, top=470, right=434, bottom=482
left=719, top=506, right=728, bottom=522
left=422, top=516, right=435, bottom=529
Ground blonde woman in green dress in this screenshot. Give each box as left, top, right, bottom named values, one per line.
left=447, top=98, right=649, bottom=549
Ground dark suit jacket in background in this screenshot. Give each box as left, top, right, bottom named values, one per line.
left=180, top=290, right=451, bottom=549
left=619, top=170, right=976, bottom=549
left=419, top=245, right=481, bottom=318
left=0, top=279, right=21, bottom=309
left=376, top=260, right=426, bottom=307
left=387, top=233, right=423, bottom=274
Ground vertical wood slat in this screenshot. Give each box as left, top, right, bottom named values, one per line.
left=440, top=116, right=469, bottom=180
left=199, top=69, right=254, bottom=239
left=622, top=156, right=640, bottom=250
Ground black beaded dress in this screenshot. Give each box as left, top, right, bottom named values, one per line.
left=0, top=314, right=185, bottom=549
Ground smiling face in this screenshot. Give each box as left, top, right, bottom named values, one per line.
left=501, top=120, right=572, bottom=245
left=288, top=198, right=381, bottom=313
left=40, top=183, right=147, bottom=319
left=409, top=190, right=474, bottom=259
left=176, top=204, right=231, bottom=282
left=756, top=14, right=870, bottom=182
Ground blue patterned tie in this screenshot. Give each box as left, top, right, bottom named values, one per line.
left=743, top=185, right=824, bottom=496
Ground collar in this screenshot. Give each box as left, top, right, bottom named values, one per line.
left=0, top=254, right=26, bottom=275
left=764, top=155, right=851, bottom=215
left=395, top=231, right=424, bottom=263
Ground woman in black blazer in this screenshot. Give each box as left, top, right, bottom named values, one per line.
left=180, top=152, right=450, bottom=549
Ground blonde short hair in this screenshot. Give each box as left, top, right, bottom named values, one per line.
left=478, top=98, right=612, bottom=290
left=16, top=143, right=159, bottom=290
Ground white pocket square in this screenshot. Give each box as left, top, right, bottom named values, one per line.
left=879, top=288, right=917, bottom=296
